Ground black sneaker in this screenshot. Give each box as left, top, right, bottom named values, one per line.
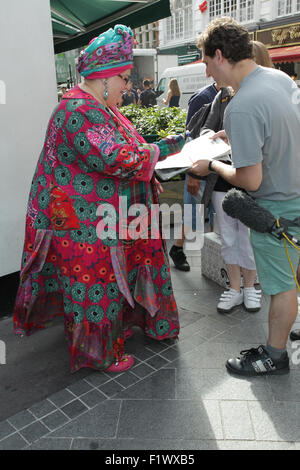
left=169, top=245, right=190, bottom=272
left=226, top=345, right=290, bottom=377
left=290, top=329, right=300, bottom=341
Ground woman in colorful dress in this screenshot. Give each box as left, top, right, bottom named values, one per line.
left=13, top=25, right=185, bottom=374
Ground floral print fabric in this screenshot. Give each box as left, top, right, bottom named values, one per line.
left=77, top=24, right=134, bottom=77
left=13, top=85, right=181, bottom=373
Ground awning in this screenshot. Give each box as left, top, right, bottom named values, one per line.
left=51, top=0, right=171, bottom=54
left=268, top=45, right=300, bottom=63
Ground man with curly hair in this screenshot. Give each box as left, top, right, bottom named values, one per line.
left=191, top=17, right=300, bottom=376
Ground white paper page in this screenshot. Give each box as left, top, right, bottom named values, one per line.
left=155, top=131, right=231, bottom=169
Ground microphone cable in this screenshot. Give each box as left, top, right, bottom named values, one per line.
left=222, top=188, right=300, bottom=292
left=275, top=218, right=300, bottom=293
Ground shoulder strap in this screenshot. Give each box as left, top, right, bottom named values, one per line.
left=186, top=102, right=212, bottom=139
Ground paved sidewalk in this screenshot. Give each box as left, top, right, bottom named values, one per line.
left=0, top=258, right=300, bottom=450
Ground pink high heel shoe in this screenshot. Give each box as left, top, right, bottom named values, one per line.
left=106, top=354, right=134, bottom=373
left=124, top=328, right=134, bottom=340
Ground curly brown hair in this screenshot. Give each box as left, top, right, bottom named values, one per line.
left=197, top=17, right=253, bottom=64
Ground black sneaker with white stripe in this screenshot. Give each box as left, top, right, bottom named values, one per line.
left=290, top=329, right=300, bottom=341
left=226, top=345, right=290, bottom=376
left=169, top=245, right=190, bottom=272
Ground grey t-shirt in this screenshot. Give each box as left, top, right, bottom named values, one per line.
left=224, top=66, right=300, bottom=200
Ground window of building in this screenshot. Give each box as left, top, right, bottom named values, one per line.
left=166, top=16, right=174, bottom=41
left=165, top=0, right=193, bottom=42
left=209, top=0, right=215, bottom=19
left=278, top=0, right=300, bottom=15
left=209, top=0, right=254, bottom=22
left=224, top=0, right=230, bottom=15
left=216, top=0, right=222, bottom=16
left=135, top=23, right=159, bottom=49
left=240, top=0, right=247, bottom=21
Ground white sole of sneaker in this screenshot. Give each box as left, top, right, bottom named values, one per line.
left=217, top=302, right=243, bottom=314
left=243, top=304, right=261, bottom=313
left=226, top=362, right=290, bottom=376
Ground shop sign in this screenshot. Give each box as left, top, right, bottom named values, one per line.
left=178, top=53, right=200, bottom=65
left=257, top=23, right=300, bottom=48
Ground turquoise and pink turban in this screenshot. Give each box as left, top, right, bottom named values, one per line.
left=77, top=24, right=134, bottom=79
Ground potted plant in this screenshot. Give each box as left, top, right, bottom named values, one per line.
left=120, top=105, right=187, bottom=143
left=120, top=105, right=188, bottom=223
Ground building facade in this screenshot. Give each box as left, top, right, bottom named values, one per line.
left=55, top=49, right=78, bottom=86
left=158, top=0, right=200, bottom=64
left=55, top=1, right=300, bottom=87
left=134, top=22, right=160, bottom=49
left=158, top=0, right=300, bottom=77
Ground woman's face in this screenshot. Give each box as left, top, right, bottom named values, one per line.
left=106, top=69, right=131, bottom=106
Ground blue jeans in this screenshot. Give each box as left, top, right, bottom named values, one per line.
left=183, top=175, right=213, bottom=230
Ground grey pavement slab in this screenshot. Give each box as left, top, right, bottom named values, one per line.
left=0, top=432, right=29, bottom=450
left=29, top=400, right=57, bottom=419
left=7, top=410, right=36, bottom=430
left=162, top=341, right=259, bottom=370
left=0, top=316, right=92, bottom=421
left=266, top=371, right=300, bottom=401
left=114, top=371, right=140, bottom=388
left=0, top=420, right=16, bottom=440
left=41, top=410, right=70, bottom=431
left=220, top=401, right=255, bottom=440
left=248, top=400, right=300, bottom=442
left=49, top=399, right=121, bottom=439
left=212, top=441, right=296, bottom=450
left=60, top=399, right=89, bottom=420
left=212, top=321, right=268, bottom=344
left=114, top=369, right=176, bottom=400
left=117, top=399, right=224, bottom=440
left=175, top=368, right=273, bottom=401
left=130, top=362, right=156, bottom=379
left=19, top=420, right=50, bottom=444
left=68, top=438, right=296, bottom=450
left=170, top=267, right=213, bottom=292
left=30, top=437, right=296, bottom=450
left=98, top=380, right=124, bottom=398
left=0, top=265, right=300, bottom=450
left=79, top=389, right=107, bottom=408
left=26, top=437, right=73, bottom=450
left=69, top=438, right=220, bottom=450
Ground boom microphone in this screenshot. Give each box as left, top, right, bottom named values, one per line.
left=222, top=189, right=300, bottom=247
left=222, top=189, right=277, bottom=233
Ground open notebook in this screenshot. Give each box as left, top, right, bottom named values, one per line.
left=155, top=131, right=231, bottom=181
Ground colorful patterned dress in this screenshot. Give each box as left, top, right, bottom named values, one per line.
left=13, top=85, right=184, bottom=373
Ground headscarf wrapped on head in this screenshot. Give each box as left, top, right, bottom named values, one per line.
left=77, top=24, right=134, bottom=79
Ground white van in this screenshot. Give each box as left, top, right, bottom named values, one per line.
left=156, top=62, right=213, bottom=110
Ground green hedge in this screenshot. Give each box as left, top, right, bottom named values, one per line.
left=120, top=105, right=187, bottom=139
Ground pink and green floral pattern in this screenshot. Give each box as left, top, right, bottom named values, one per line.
left=13, top=85, right=183, bottom=373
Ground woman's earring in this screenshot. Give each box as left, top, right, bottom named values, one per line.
left=104, top=79, right=108, bottom=100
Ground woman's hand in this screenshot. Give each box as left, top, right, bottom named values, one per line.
left=154, top=177, right=164, bottom=194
